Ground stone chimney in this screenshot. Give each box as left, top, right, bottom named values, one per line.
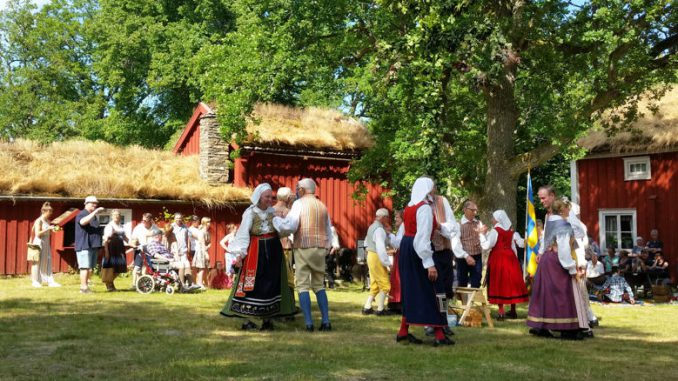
left=199, top=112, right=230, bottom=184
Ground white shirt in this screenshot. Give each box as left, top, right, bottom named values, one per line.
left=272, top=196, right=334, bottom=249
left=131, top=223, right=156, bottom=247
left=481, top=225, right=525, bottom=256
left=372, top=226, right=390, bottom=267
left=586, top=260, right=605, bottom=278
left=434, top=197, right=469, bottom=259
left=389, top=224, right=404, bottom=249
left=189, top=226, right=200, bottom=251
left=568, top=214, right=589, bottom=267
left=548, top=215, right=577, bottom=275
left=413, top=205, right=435, bottom=269
left=229, top=206, right=278, bottom=258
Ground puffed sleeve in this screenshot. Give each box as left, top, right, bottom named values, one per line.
left=481, top=229, right=498, bottom=251
left=273, top=200, right=301, bottom=237
left=389, top=224, right=404, bottom=248
left=512, top=232, right=524, bottom=255
left=228, top=208, right=254, bottom=258
left=556, top=231, right=577, bottom=275
left=413, top=206, right=434, bottom=269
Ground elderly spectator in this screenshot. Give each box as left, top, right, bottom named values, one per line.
left=631, top=237, right=645, bottom=258
left=101, top=209, right=128, bottom=292
left=648, top=253, right=670, bottom=284
left=586, top=254, right=607, bottom=290
left=75, top=196, right=105, bottom=293
left=600, top=247, right=615, bottom=274
left=130, top=213, right=157, bottom=288
left=588, top=236, right=602, bottom=258
left=600, top=266, right=635, bottom=304
left=645, top=229, right=663, bottom=261
left=629, top=251, right=653, bottom=296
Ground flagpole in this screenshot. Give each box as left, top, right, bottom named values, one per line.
left=524, top=170, right=530, bottom=275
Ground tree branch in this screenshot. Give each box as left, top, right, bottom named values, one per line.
left=508, top=142, right=567, bottom=178
left=650, top=33, right=678, bottom=57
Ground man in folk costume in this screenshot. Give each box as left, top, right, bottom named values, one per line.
left=527, top=198, right=589, bottom=340
left=565, top=200, right=599, bottom=332
left=220, top=183, right=296, bottom=331
left=273, top=187, right=296, bottom=305
left=397, top=177, right=454, bottom=347
left=362, top=208, right=393, bottom=315
left=455, top=200, right=485, bottom=288
left=274, top=178, right=334, bottom=332
left=482, top=210, right=529, bottom=320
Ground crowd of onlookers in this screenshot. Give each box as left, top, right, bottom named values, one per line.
left=585, top=229, right=670, bottom=303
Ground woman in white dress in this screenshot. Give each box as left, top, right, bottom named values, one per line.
left=30, top=202, right=60, bottom=287
left=192, top=217, right=211, bottom=289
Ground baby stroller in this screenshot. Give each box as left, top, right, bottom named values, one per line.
left=135, top=251, right=184, bottom=295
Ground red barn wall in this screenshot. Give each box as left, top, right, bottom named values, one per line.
left=233, top=151, right=392, bottom=249
left=0, top=198, right=244, bottom=275
left=577, top=151, right=678, bottom=281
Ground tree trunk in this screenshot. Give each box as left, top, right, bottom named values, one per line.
left=480, top=72, right=520, bottom=225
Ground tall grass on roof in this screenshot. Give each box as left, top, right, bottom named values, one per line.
left=0, top=139, right=250, bottom=206
left=579, top=86, right=678, bottom=153
left=245, top=103, right=374, bottom=151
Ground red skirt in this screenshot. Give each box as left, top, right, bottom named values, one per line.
left=389, top=250, right=401, bottom=304
left=487, top=247, right=529, bottom=305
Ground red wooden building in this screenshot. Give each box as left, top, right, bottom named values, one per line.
left=572, top=87, right=678, bottom=281
left=173, top=102, right=391, bottom=251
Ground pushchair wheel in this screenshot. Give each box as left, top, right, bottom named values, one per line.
left=136, top=275, right=154, bottom=294
left=166, top=286, right=175, bottom=295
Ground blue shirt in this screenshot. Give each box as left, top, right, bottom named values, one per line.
left=75, top=209, right=103, bottom=251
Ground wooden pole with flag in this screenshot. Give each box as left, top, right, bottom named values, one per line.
left=524, top=170, right=539, bottom=278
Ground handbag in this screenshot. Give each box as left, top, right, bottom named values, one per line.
left=26, top=228, right=41, bottom=262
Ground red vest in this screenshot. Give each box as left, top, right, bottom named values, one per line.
left=403, top=201, right=436, bottom=238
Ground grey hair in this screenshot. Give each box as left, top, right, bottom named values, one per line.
left=276, top=187, right=292, bottom=201
left=298, top=178, right=317, bottom=193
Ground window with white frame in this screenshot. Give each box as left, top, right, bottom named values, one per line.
left=598, top=209, right=636, bottom=251
left=623, top=156, right=651, bottom=181
left=98, top=208, right=133, bottom=237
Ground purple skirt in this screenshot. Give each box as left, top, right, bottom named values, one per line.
left=527, top=250, right=580, bottom=331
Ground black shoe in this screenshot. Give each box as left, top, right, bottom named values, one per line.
left=362, top=307, right=374, bottom=315
left=496, top=314, right=505, bottom=321
left=560, top=331, right=585, bottom=341
left=375, top=309, right=393, bottom=316
left=396, top=333, right=423, bottom=344
left=505, top=311, right=518, bottom=319
left=433, top=337, right=455, bottom=346
left=529, top=328, right=554, bottom=338
left=589, top=319, right=599, bottom=327
left=443, top=326, right=455, bottom=336
left=260, top=320, right=274, bottom=331
left=319, top=322, right=332, bottom=332
left=241, top=321, right=258, bottom=331
left=585, top=330, right=594, bottom=338
left=305, top=325, right=314, bottom=332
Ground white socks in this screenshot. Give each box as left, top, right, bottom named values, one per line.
left=364, top=295, right=375, bottom=309
left=376, top=292, right=387, bottom=311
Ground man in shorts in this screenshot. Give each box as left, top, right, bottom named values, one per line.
left=75, top=196, right=105, bottom=293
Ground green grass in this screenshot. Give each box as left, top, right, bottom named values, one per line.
left=1, top=275, right=677, bottom=381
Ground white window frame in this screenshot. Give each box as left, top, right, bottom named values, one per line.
left=598, top=209, right=637, bottom=252
left=623, top=156, right=651, bottom=181
left=98, top=208, right=133, bottom=237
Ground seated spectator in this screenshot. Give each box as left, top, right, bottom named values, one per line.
left=631, top=237, right=645, bottom=258
left=600, top=266, right=635, bottom=304
left=628, top=251, right=652, bottom=294
left=648, top=253, right=670, bottom=284
left=600, top=247, right=615, bottom=274
left=617, top=250, right=633, bottom=273
left=588, top=236, right=602, bottom=258
left=645, top=229, right=663, bottom=261
left=146, top=228, right=174, bottom=262
left=586, top=254, right=606, bottom=290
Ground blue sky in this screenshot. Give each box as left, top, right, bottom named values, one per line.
left=0, top=0, right=50, bottom=11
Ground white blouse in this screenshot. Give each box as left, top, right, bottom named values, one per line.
left=228, top=206, right=278, bottom=258
left=434, top=197, right=469, bottom=259
left=547, top=215, right=577, bottom=275
left=413, top=206, right=435, bottom=269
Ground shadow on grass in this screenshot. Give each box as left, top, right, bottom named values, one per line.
left=1, top=293, right=678, bottom=381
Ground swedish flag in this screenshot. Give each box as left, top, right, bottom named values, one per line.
left=525, top=172, right=539, bottom=276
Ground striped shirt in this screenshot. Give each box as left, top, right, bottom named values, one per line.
left=274, top=195, right=333, bottom=250
left=460, top=217, right=482, bottom=256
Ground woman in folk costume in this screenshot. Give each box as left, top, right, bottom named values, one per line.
left=484, top=210, right=529, bottom=321
left=527, top=198, right=589, bottom=340
left=564, top=200, right=599, bottom=331
left=387, top=210, right=404, bottom=314
left=220, top=183, right=296, bottom=331
left=397, top=177, right=453, bottom=347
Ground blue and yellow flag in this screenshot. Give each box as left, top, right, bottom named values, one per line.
left=525, top=172, right=539, bottom=276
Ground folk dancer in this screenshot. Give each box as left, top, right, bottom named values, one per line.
left=564, top=200, right=599, bottom=332
left=456, top=200, right=485, bottom=288
left=274, top=178, right=334, bottom=332
left=527, top=198, right=589, bottom=340
left=273, top=187, right=297, bottom=308
left=220, top=183, right=296, bottom=331
left=362, top=208, right=393, bottom=316
left=482, top=210, right=529, bottom=320
left=396, top=177, right=453, bottom=347
left=387, top=210, right=404, bottom=313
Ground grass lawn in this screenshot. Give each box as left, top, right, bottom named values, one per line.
left=1, top=274, right=677, bottom=381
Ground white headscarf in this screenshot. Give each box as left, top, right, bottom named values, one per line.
left=492, top=210, right=512, bottom=231
left=251, top=183, right=272, bottom=206
left=408, top=177, right=434, bottom=206
left=570, top=202, right=581, bottom=216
